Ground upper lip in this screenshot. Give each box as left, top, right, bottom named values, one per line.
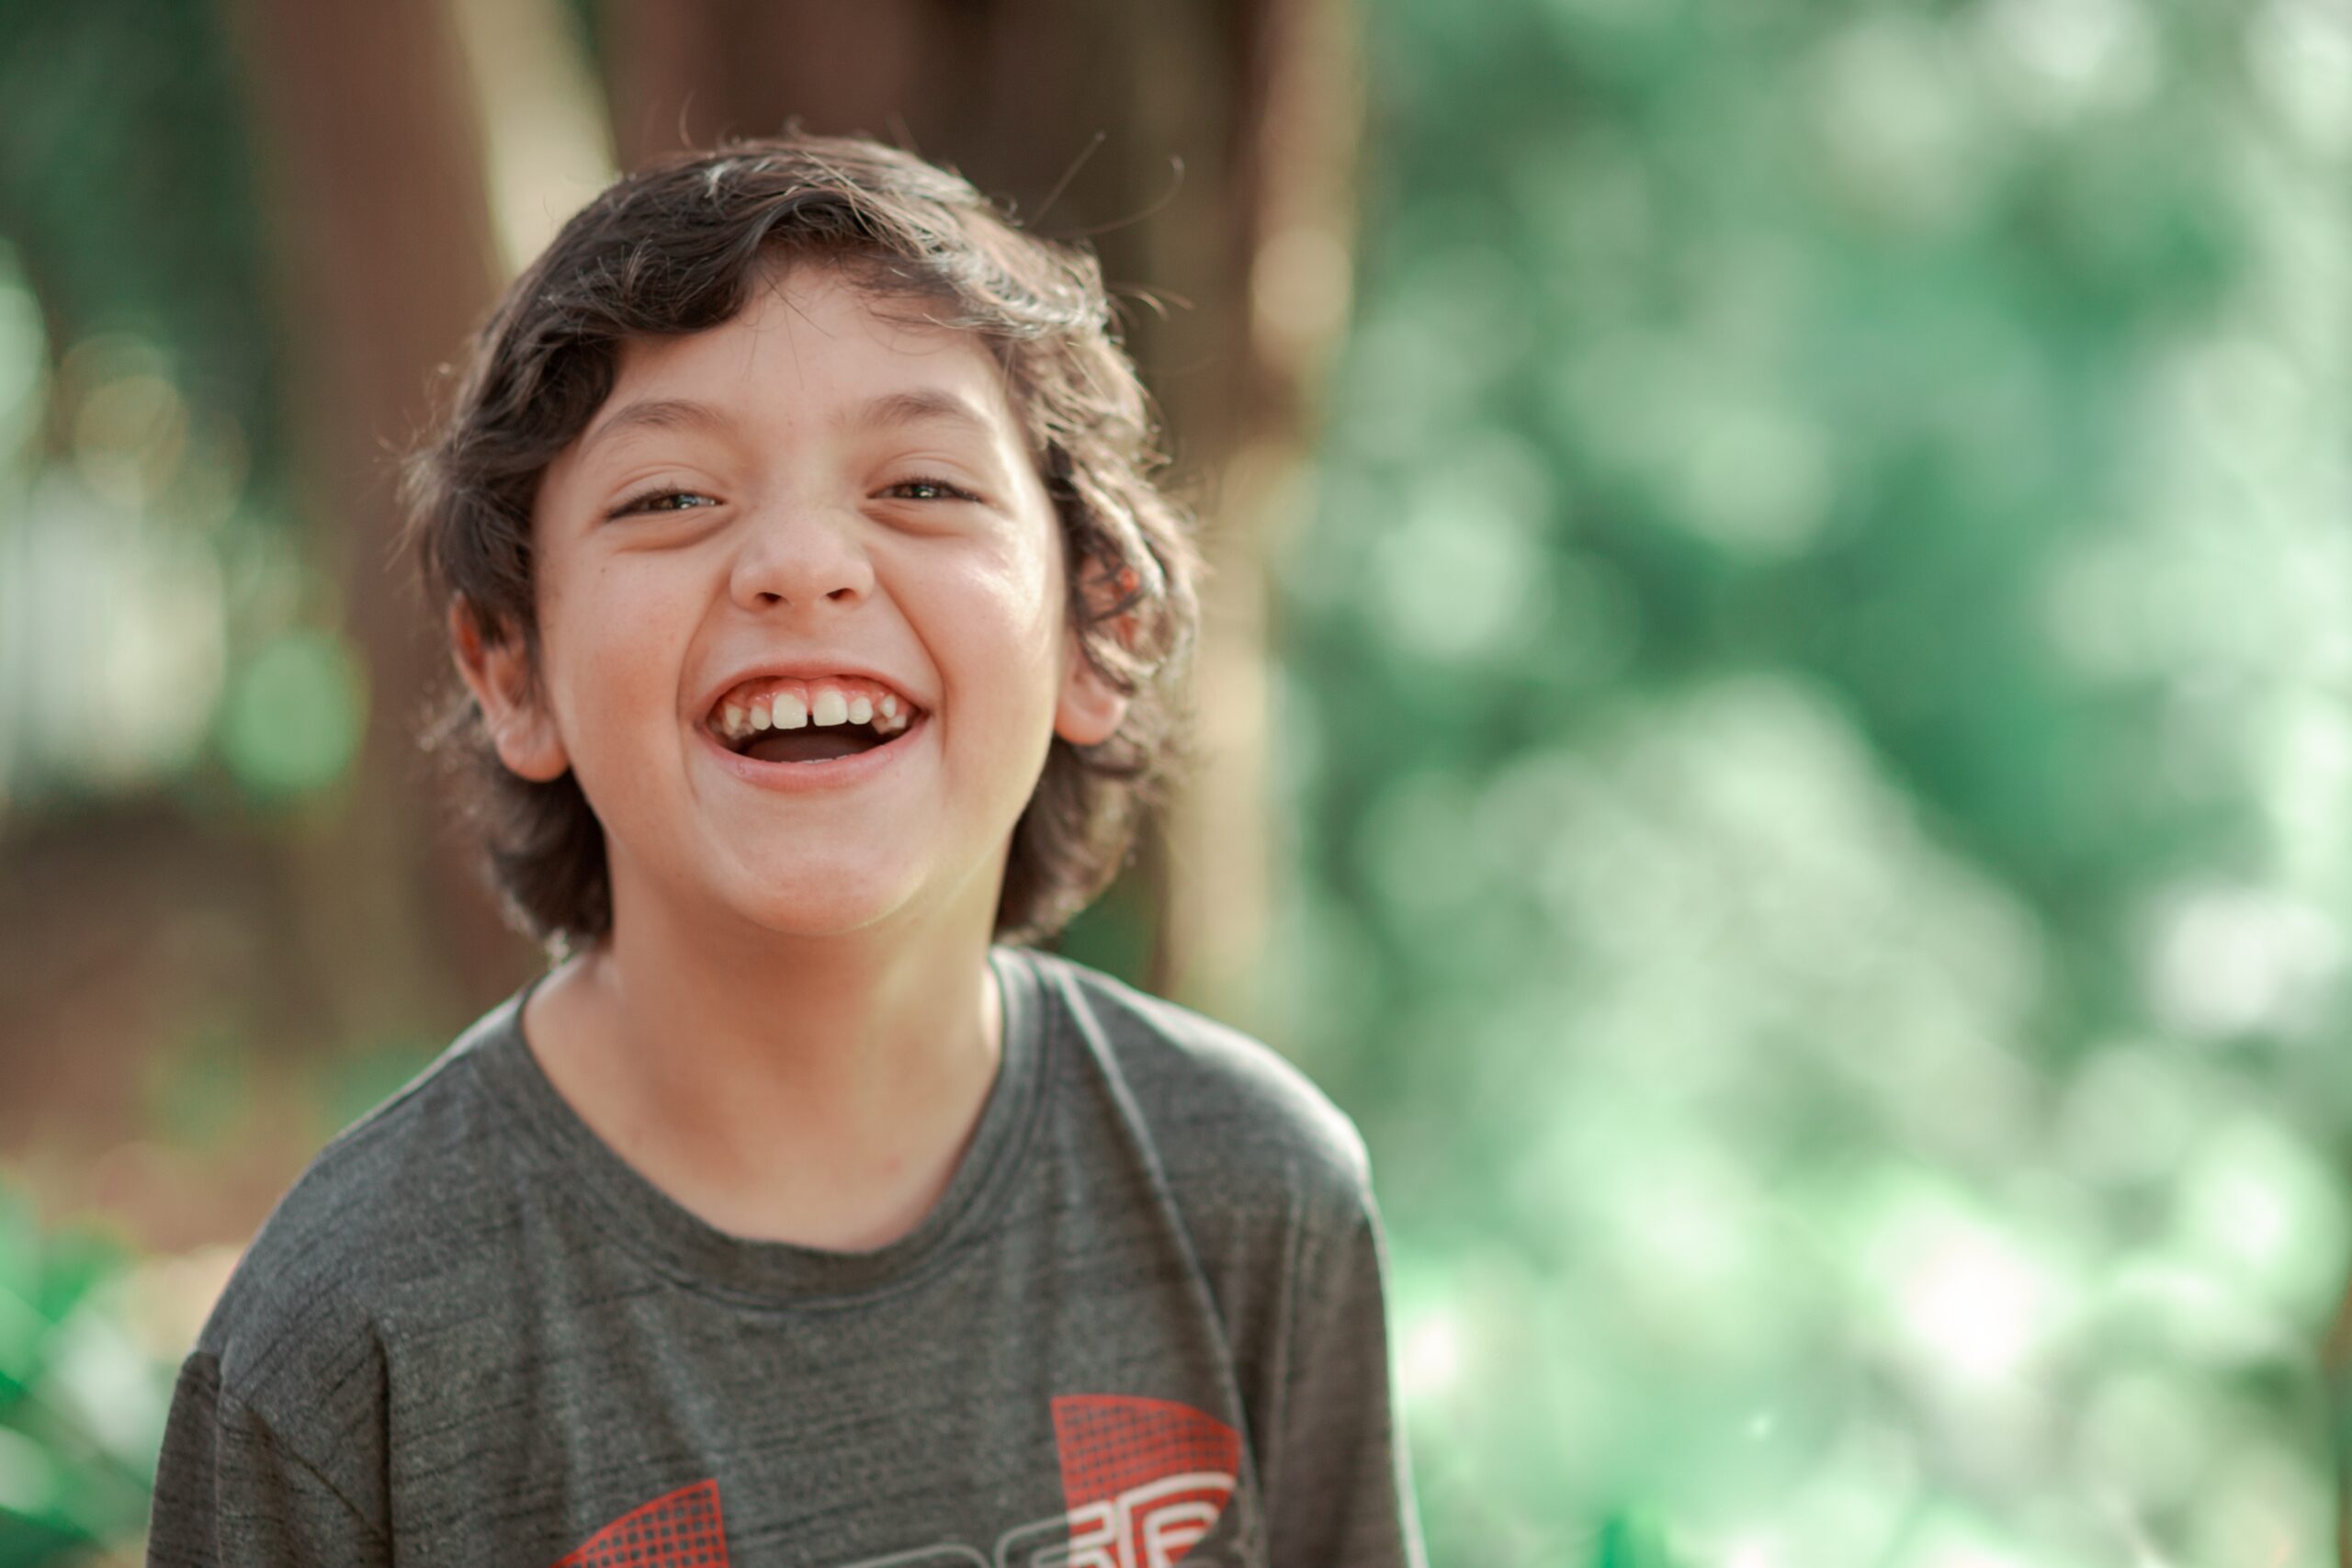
left=695, top=659, right=927, bottom=726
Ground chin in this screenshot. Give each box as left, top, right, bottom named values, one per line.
left=722, top=857, right=932, bottom=938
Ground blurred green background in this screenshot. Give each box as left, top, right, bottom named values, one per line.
left=2, top=0, right=2348, bottom=1563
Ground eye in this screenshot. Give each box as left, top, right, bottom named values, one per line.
left=882, top=477, right=982, bottom=503
left=610, top=487, right=720, bottom=518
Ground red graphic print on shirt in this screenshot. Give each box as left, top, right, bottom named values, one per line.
left=553, top=1398, right=1239, bottom=1568
left=550, top=1478, right=729, bottom=1568
left=1051, top=1395, right=1240, bottom=1567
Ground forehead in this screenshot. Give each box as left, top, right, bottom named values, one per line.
left=582, top=261, right=1026, bottom=453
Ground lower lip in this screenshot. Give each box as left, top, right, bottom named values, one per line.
left=697, top=713, right=927, bottom=793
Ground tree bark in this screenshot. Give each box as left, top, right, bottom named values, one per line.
left=221, top=0, right=530, bottom=1031
left=0, top=3, right=534, bottom=1248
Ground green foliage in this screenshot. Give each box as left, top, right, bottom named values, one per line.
left=0, top=0, right=353, bottom=817
left=215, top=626, right=368, bottom=802
left=0, top=0, right=284, bottom=478
left=1272, top=0, right=2352, bottom=1562
left=0, top=1190, right=174, bottom=1564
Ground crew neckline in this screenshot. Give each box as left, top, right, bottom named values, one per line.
left=467, top=943, right=1049, bottom=1306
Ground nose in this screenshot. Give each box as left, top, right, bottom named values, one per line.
left=727, top=497, right=876, bottom=612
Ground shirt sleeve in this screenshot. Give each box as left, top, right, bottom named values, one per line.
left=1263, top=1172, right=1430, bottom=1568
left=145, top=1350, right=390, bottom=1568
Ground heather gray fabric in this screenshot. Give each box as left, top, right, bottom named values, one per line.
left=147, top=945, right=1425, bottom=1567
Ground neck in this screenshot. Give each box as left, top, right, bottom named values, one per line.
left=525, top=856, right=1011, bottom=1247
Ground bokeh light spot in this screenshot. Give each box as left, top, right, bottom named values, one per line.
left=217, top=627, right=368, bottom=801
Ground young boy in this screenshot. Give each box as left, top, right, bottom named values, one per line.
left=146, top=133, right=1423, bottom=1567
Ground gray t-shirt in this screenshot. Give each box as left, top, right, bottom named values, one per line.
left=146, top=944, right=1425, bottom=1567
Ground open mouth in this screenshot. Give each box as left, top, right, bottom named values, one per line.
left=707, top=677, right=922, bottom=766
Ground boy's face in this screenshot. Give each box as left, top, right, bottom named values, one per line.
left=454, top=260, right=1127, bottom=942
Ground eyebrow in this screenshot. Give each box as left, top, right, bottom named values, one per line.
left=857, top=389, right=999, bottom=439
left=577, top=388, right=1000, bottom=462
left=576, top=397, right=729, bottom=459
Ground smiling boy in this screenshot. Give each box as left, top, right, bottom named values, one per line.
left=146, top=135, right=1423, bottom=1567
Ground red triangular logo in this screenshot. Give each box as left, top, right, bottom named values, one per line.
left=1050, top=1395, right=1238, bottom=1565
left=548, top=1478, right=728, bottom=1568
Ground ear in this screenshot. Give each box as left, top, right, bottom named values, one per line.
left=448, top=599, right=571, bottom=782
left=1053, top=559, right=1140, bottom=747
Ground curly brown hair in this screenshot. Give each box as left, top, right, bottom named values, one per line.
left=399, top=132, right=1202, bottom=953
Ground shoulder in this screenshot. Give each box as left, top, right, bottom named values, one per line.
left=193, top=990, right=526, bottom=1405
left=1012, top=950, right=1396, bottom=1429
left=1014, top=946, right=1374, bottom=1220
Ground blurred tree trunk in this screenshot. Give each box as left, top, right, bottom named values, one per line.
left=0, top=0, right=543, bottom=1247
left=595, top=0, right=1360, bottom=1021
left=0, top=6, right=512, bottom=1247
left=221, top=0, right=532, bottom=1031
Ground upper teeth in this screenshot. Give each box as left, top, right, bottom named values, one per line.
left=712, top=677, right=916, bottom=742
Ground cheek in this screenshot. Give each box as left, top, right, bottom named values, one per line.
left=919, top=534, right=1061, bottom=665
left=1001, top=566, right=1070, bottom=716
left=542, top=559, right=694, bottom=747
left=1005, top=525, right=1069, bottom=655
